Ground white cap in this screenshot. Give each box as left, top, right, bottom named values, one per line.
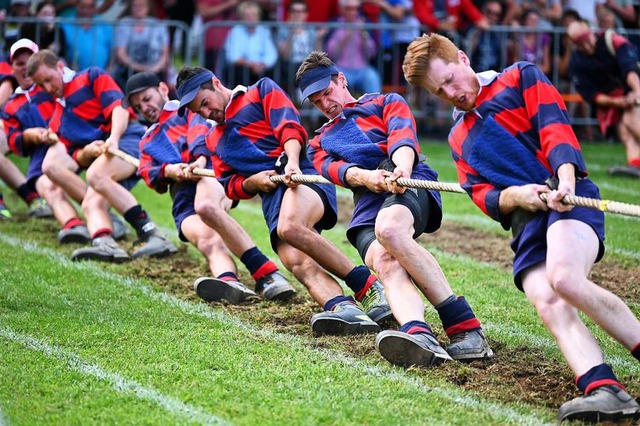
left=9, top=38, right=38, bottom=62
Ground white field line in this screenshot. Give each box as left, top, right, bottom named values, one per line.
left=598, top=182, right=640, bottom=198
left=0, top=407, right=7, bottom=426
left=0, top=327, right=228, bottom=426
left=0, top=232, right=549, bottom=425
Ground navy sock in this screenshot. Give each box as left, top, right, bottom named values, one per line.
left=344, top=265, right=372, bottom=295
left=576, top=364, right=622, bottom=395
left=240, top=247, right=273, bottom=276
left=400, top=320, right=433, bottom=336
left=124, top=205, right=153, bottom=237
left=17, top=183, right=38, bottom=204
left=632, top=342, right=640, bottom=362
left=324, top=295, right=356, bottom=311
left=436, top=295, right=481, bottom=338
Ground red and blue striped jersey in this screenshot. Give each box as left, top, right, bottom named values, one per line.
left=48, top=67, right=125, bottom=158
left=139, top=100, right=212, bottom=194
left=206, top=78, right=307, bottom=200
left=0, top=60, right=16, bottom=96
left=1, top=85, right=55, bottom=156
left=307, top=92, right=421, bottom=186
left=449, top=62, right=586, bottom=226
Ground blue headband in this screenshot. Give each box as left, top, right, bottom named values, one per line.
left=176, top=70, right=215, bottom=116
left=298, top=65, right=340, bottom=102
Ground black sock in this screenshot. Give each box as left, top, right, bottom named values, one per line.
left=124, top=205, right=153, bottom=237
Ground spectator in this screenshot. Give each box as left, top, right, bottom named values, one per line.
left=5, top=0, right=33, bottom=49
left=325, top=0, right=381, bottom=95
left=511, top=0, right=561, bottom=28
left=195, top=0, right=239, bottom=74
left=508, top=9, right=551, bottom=76
left=112, top=0, right=170, bottom=89
left=62, top=0, right=113, bottom=70
left=568, top=20, right=640, bottom=176
left=467, top=0, right=506, bottom=72
left=54, top=0, right=119, bottom=17
left=222, top=1, right=277, bottom=87
left=276, top=0, right=327, bottom=96
left=364, top=0, right=420, bottom=87
left=413, top=0, right=489, bottom=37
left=280, top=0, right=339, bottom=22
left=21, top=1, right=67, bottom=58
left=596, top=0, right=636, bottom=29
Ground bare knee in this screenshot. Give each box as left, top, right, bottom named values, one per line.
left=195, top=199, right=226, bottom=223
left=276, top=221, right=307, bottom=245
left=374, top=221, right=403, bottom=249
left=195, top=233, right=227, bottom=258
left=547, top=266, right=583, bottom=302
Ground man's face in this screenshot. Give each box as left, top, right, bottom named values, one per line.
left=129, top=86, right=166, bottom=123
left=76, top=0, right=96, bottom=18
left=307, top=74, right=350, bottom=120
left=571, top=29, right=596, bottom=55
left=11, top=50, right=34, bottom=90
left=187, top=85, right=228, bottom=123
left=420, top=52, right=479, bottom=111
left=30, top=62, right=64, bottom=99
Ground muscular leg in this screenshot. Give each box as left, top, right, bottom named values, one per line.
left=275, top=240, right=344, bottom=306
left=34, top=175, right=79, bottom=227
left=365, top=239, right=425, bottom=325
left=277, top=185, right=356, bottom=278
left=194, top=177, right=257, bottom=257
left=42, top=143, right=86, bottom=204
left=85, top=155, right=138, bottom=214
left=522, top=264, right=603, bottom=376
left=81, top=187, right=111, bottom=235
left=181, top=214, right=237, bottom=277
left=375, top=204, right=453, bottom=305
left=546, top=219, right=640, bottom=351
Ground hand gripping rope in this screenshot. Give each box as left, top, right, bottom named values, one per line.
left=104, top=146, right=640, bottom=219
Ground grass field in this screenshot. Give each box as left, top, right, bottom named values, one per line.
left=0, top=141, right=639, bottom=425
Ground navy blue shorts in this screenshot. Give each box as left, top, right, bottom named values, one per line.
left=511, top=179, right=605, bottom=291
left=25, top=144, right=47, bottom=188
left=262, top=182, right=338, bottom=252
left=116, top=123, right=145, bottom=191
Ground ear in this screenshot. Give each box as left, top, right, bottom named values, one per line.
left=337, top=72, right=347, bottom=87
left=56, top=60, right=65, bottom=73
left=158, top=81, right=170, bottom=97
left=458, top=50, right=471, bottom=67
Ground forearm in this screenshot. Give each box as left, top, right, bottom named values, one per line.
left=108, top=106, right=130, bottom=142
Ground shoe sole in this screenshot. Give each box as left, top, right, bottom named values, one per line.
left=132, top=246, right=178, bottom=259
left=448, top=347, right=495, bottom=361
left=560, top=407, right=640, bottom=423
left=194, top=277, right=254, bottom=303
left=71, top=252, right=130, bottom=263
left=311, top=316, right=380, bottom=336
left=367, top=308, right=395, bottom=326
left=58, top=234, right=91, bottom=244
left=262, top=286, right=296, bottom=302
left=376, top=333, right=451, bottom=368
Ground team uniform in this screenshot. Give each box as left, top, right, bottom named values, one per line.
left=138, top=100, right=216, bottom=241
left=206, top=77, right=338, bottom=250
left=49, top=66, right=145, bottom=189
left=448, top=62, right=605, bottom=289
left=307, top=92, right=442, bottom=258
left=1, top=84, right=55, bottom=188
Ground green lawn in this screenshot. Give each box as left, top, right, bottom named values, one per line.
left=0, top=141, right=638, bottom=425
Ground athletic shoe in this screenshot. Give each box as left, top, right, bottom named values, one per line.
left=71, top=235, right=130, bottom=263
left=359, top=279, right=393, bottom=324
left=607, top=165, right=640, bottom=178
left=376, top=330, right=452, bottom=368
left=255, top=271, right=296, bottom=301
left=132, top=229, right=177, bottom=259
left=445, top=329, right=494, bottom=361
left=311, top=301, right=380, bottom=336
left=0, top=202, right=11, bottom=220
left=109, top=211, right=129, bottom=241
left=193, top=277, right=257, bottom=303
left=557, top=385, right=640, bottom=423
left=57, top=225, right=91, bottom=244
left=28, top=197, right=53, bottom=218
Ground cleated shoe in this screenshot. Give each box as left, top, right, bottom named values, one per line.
left=110, top=211, right=129, bottom=241
left=194, top=277, right=257, bottom=303
left=558, top=385, right=640, bottom=423
left=0, top=202, right=11, bottom=220
left=376, top=330, right=452, bottom=368
left=132, top=229, right=177, bottom=259
left=359, top=279, right=393, bottom=325
left=446, top=329, right=494, bottom=361
left=71, top=235, right=130, bottom=263
left=255, top=271, right=296, bottom=301
left=311, top=301, right=380, bottom=336
left=57, top=225, right=91, bottom=244
left=28, top=197, right=53, bottom=218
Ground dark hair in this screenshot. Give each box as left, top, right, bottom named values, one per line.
left=35, top=0, right=55, bottom=14
left=561, top=8, right=581, bottom=23
left=176, top=66, right=214, bottom=91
